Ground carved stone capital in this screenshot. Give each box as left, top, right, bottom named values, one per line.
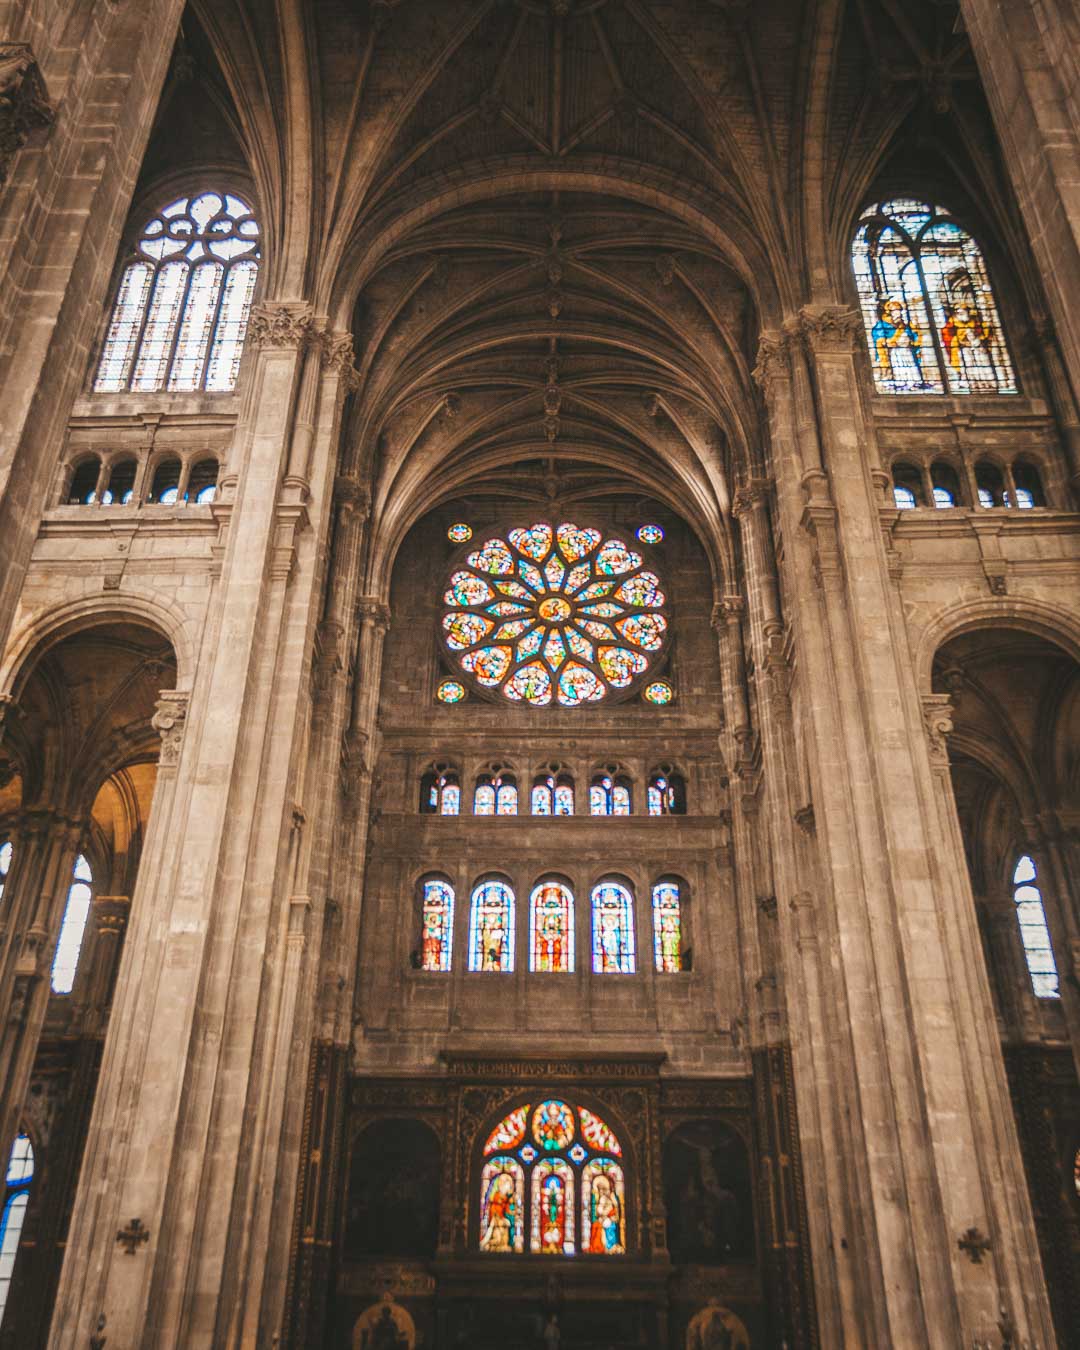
left=711, top=594, right=744, bottom=630
left=752, top=331, right=791, bottom=393
left=730, top=478, right=770, bottom=519
left=334, top=474, right=370, bottom=521
left=249, top=301, right=315, bottom=351
left=317, top=328, right=357, bottom=377
left=357, top=596, right=391, bottom=631
left=0, top=44, right=54, bottom=187
left=922, top=692, right=954, bottom=767
left=788, top=305, right=863, bottom=356
left=152, top=690, right=190, bottom=769
left=93, top=894, right=131, bottom=935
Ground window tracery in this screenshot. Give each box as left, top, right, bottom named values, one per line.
left=648, top=767, right=686, bottom=816
left=441, top=520, right=669, bottom=707
left=590, top=769, right=631, bottom=816
left=852, top=198, right=1016, bottom=395
left=478, top=1100, right=626, bottom=1256
left=531, top=768, right=575, bottom=816
left=1012, top=854, right=1058, bottom=998
left=474, top=768, right=518, bottom=816
left=0, top=1134, right=32, bottom=1327
left=420, top=764, right=460, bottom=815
left=94, top=191, right=260, bottom=393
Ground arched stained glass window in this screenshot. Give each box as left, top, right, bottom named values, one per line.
left=419, top=878, right=454, bottom=972
left=652, top=880, right=683, bottom=973
left=0, top=842, right=11, bottom=907
left=852, top=199, right=1016, bottom=396
left=478, top=1100, right=625, bottom=1257
left=94, top=191, right=260, bottom=393
left=1012, top=854, right=1058, bottom=998
left=531, top=773, right=574, bottom=816
left=469, top=879, right=515, bottom=972
left=530, top=881, right=574, bottom=972
left=441, top=520, right=669, bottom=707
left=591, top=882, right=636, bottom=973
left=590, top=772, right=631, bottom=816
left=51, top=854, right=92, bottom=996
left=648, top=769, right=685, bottom=816
left=420, top=767, right=460, bottom=816
left=475, top=772, right=517, bottom=816
left=0, top=1133, right=33, bottom=1328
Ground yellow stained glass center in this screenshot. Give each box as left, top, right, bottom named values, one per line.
left=538, top=596, right=572, bottom=622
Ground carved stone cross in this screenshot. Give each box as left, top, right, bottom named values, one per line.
left=116, top=1217, right=150, bottom=1255
left=958, top=1226, right=992, bottom=1264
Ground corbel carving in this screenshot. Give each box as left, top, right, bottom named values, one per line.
left=921, top=692, right=954, bottom=768
left=437, top=392, right=461, bottom=427
left=317, top=328, right=357, bottom=380
left=730, top=478, right=770, bottom=519
left=151, top=690, right=190, bottom=769
left=752, top=332, right=791, bottom=394
left=0, top=44, right=54, bottom=187
left=249, top=301, right=315, bottom=351
left=334, top=475, right=370, bottom=521
left=357, top=596, right=391, bottom=631
left=655, top=255, right=677, bottom=286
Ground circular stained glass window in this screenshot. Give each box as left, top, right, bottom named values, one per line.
left=441, top=520, right=671, bottom=707
left=448, top=523, right=473, bottom=543
left=436, top=679, right=467, bottom=704
left=643, top=680, right=673, bottom=705
left=636, top=524, right=664, bottom=544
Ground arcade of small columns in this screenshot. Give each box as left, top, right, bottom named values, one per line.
left=0, top=1, right=1078, bottom=1347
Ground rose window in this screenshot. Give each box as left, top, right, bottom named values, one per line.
left=441, top=521, right=670, bottom=707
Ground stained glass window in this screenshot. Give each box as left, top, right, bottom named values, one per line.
left=1012, top=854, right=1058, bottom=998
left=0, top=842, right=10, bottom=907
left=469, top=879, right=515, bottom=972
left=419, top=878, right=454, bottom=972
left=447, top=523, right=473, bottom=543
left=437, top=679, right=466, bottom=704
left=0, top=1134, right=32, bottom=1328
left=440, top=519, right=670, bottom=707
left=652, top=881, right=683, bottom=972
left=590, top=773, right=631, bottom=816
left=531, top=773, right=574, bottom=816
left=478, top=1101, right=625, bottom=1256
left=591, top=882, right=636, bottom=973
left=648, top=770, right=685, bottom=816
left=636, top=524, right=664, bottom=544
left=852, top=199, right=1016, bottom=395
left=643, top=681, right=673, bottom=705
left=530, top=881, right=574, bottom=972
left=475, top=772, right=517, bottom=816
left=94, top=192, right=260, bottom=394
left=51, top=853, right=92, bottom=995
left=420, top=767, right=460, bottom=815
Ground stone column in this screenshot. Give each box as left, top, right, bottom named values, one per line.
left=959, top=0, right=1080, bottom=413
left=767, top=305, right=1056, bottom=1346
left=83, top=895, right=131, bottom=1034
left=0, top=0, right=187, bottom=660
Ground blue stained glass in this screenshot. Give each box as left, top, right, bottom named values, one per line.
left=591, top=883, right=636, bottom=973
left=469, top=880, right=515, bottom=972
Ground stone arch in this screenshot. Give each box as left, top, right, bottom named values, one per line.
left=915, top=597, right=1080, bottom=694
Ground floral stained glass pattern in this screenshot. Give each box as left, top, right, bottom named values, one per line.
left=852, top=199, right=1016, bottom=396
left=479, top=1102, right=624, bottom=1258
left=95, top=192, right=260, bottom=393
left=420, top=879, right=454, bottom=972
left=441, top=520, right=670, bottom=706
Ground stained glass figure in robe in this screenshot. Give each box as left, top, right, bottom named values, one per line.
left=531, top=1161, right=575, bottom=1255
left=652, top=881, right=683, bottom=972
left=591, top=883, right=636, bottom=973
left=852, top=199, right=1016, bottom=396
left=530, top=882, right=574, bottom=972
left=582, top=1160, right=626, bottom=1254
left=469, top=880, right=514, bottom=972
left=420, top=879, right=454, bottom=972
left=479, top=1157, right=525, bottom=1252
left=533, top=1101, right=575, bottom=1151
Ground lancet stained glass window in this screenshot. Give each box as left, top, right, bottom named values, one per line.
left=1012, top=854, right=1058, bottom=998
left=591, top=882, right=636, bottom=973
left=469, top=879, right=515, bottom=972
left=0, top=842, right=11, bottom=907
left=420, top=878, right=454, bottom=972
left=530, top=881, right=574, bottom=972
left=94, top=192, right=260, bottom=393
left=852, top=199, right=1016, bottom=395
left=478, top=1101, right=625, bottom=1256
left=653, top=880, right=684, bottom=972
left=441, top=520, right=670, bottom=707
left=0, top=1134, right=32, bottom=1328
left=51, top=854, right=92, bottom=995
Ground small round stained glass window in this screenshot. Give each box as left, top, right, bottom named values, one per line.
left=441, top=520, right=672, bottom=707
left=448, top=523, right=473, bottom=543
left=643, top=680, right=673, bottom=706
left=437, top=679, right=467, bottom=704
left=636, top=524, right=664, bottom=544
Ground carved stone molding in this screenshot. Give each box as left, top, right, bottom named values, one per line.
left=730, top=477, right=770, bottom=519
left=93, top=895, right=131, bottom=935
left=249, top=301, right=315, bottom=351
left=333, top=474, right=370, bottom=521
left=0, top=44, right=54, bottom=188
left=316, top=327, right=357, bottom=381
left=922, top=692, right=954, bottom=768
left=752, top=331, right=791, bottom=393
left=152, top=690, right=190, bottom=769
left=788, top=305, right=863, bottom=356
